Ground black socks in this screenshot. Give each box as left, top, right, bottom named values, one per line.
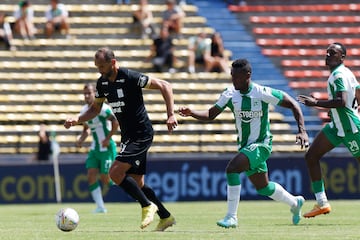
left=119, top=175, right=150, bottom=207
left=142, top=184, right=170, bottom=219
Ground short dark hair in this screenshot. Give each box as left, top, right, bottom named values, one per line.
left=166, top=0, right=176, bottom=4
left=19, top=0, right=29, bottom=8
left=333, top=42, right=346, bottom=56
left=95, top=47, right=115, bottom=62
left=232, top=59, right=252, bottom=73
left=84, top=83, right=95, bottom=91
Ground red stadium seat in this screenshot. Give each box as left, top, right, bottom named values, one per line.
left=282, top=59, right=360, bottom=68
left=284, top=70, right=328, bottom=78
left=250, top=15, right=360, bottom=24
left=257, top=38, right=360, bottom=47
left=318, top=111, right=330, bottom=122
left=311, top=92, right=328, bottom=100
left=285, top=70, right=360, bottom=78
left=254, top=27, right=360, bottom=35
left=288, top=81, right=326, bottom=89
left=262, top=48, right=324, bottom=57
left=229, top=4, right=360, bottom=13
left=282, top=60, right=323, bottom=67
left=262, top=48, right=360, bottom=57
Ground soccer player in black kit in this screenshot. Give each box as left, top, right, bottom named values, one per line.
left=64, top=47, right=178, bottom=231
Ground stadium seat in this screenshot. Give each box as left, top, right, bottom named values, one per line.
left=318, top=111, right=330, bottom=122
left=261, top=48, right=323, bottom=57
left=281, top=60, right=321, bottom=67
left=256, top=38, right=360, bottom=47
left=284, top=70, right=327, bottom=78
left=228, top=4, right=360, bottom=13
left=250, top=15, right=360, bottom=24
left=254, top=27, right=360, bottom=35
left=262, top=48, right=360, bottom=57
left=285, top=70, right=360, bottom=79
left=288, top=81, right=326, bottom=89
left=311, top=92, right=328, bottom=100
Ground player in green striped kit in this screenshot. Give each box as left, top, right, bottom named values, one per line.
left=179, top=58, right=309, bottom=228
left=76, top=83, right=119, bottom=213
left=298, top=42, right=360, bottom=218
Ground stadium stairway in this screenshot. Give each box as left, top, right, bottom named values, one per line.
left=186, top=0, right=321, bottom=138
left=0, top=0, right=308, bottom=159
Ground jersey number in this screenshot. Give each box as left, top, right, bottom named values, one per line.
left=348, top=140, right=359, bottom=153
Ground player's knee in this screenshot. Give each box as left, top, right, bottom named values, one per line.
left=109, top=169, right=125, bottom=185
left=225, top=155, right=246, bottom=173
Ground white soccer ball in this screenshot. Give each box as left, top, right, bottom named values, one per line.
left=55, top=207, right=79, bottom=232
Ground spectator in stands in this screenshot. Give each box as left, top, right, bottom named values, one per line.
left=187, top=31, right=212, bottom=73
left=149, top=26, right=176, bottom=73
left=297, top=42, right=360, bottom=219
left=132, top=0, right=156, bottom=39
left=208, top=32, right=230, bottom=74
left=76, top=83, right=119, bottom=213
left=162, top=0, right=185, bottom=37
left=35, top=123, right=52, bottom=162
left=13, top=0, right=36, bottom=40
left=64, top=47, right=177, bottom=231
left=0, top=13, right=16, bottom=51
left=44, top=0, right=70, bottom=39
left=179, top=58, right=309, bottom=228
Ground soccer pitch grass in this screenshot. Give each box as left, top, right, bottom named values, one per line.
left=0, top=200, right=358, bottom=240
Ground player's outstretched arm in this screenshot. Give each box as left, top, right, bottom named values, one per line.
left=178, top=105, right=221, bottom=121
left=64, top=99, right=103, bottom=129
left=298, top=92, right=346, bottom=108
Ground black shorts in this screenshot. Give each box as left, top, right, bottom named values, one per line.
left=54, top=22, right=62, bottom=31
left=116, top=135, right=153, bottom=175
left=195, top=55, right=205, bottom=64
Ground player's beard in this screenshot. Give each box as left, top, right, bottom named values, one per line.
left=102, top=68, right=114, bottom=80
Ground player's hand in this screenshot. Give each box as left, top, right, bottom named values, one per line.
left=297, top=95, right=318, bottom=106
left=64, top=118, right=77, bottom=129
left=75, top=135, right=82, bottom=148
left=178, top=106, right=192, bottom=117
left=295, top=132, right=309, bottom=149
left=102, top=138, right=110, bottom=147
left=166, top=114, right=178, bottom=133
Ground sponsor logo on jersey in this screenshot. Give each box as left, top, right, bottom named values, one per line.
left=135, top=160, right=140, bottom=166
left=102, top=82, right=108, bottom=85
left=116, top=79, right=125, bottom=83
left=109, top=101, right=124, bottom=113
left=253, top=99, right=261, bottom=107
left=138, top=75, right=148, bottom=87
left=235, top=110, right=263, bottom=123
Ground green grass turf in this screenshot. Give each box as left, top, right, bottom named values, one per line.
left=0, top=200, right=358, bottom=240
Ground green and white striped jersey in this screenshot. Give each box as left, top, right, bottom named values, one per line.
left=80, top=103, right=116, bottom=152
left=327, top=64, right=360, bottom=137
left=215, top=82, right=284, bottom=150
